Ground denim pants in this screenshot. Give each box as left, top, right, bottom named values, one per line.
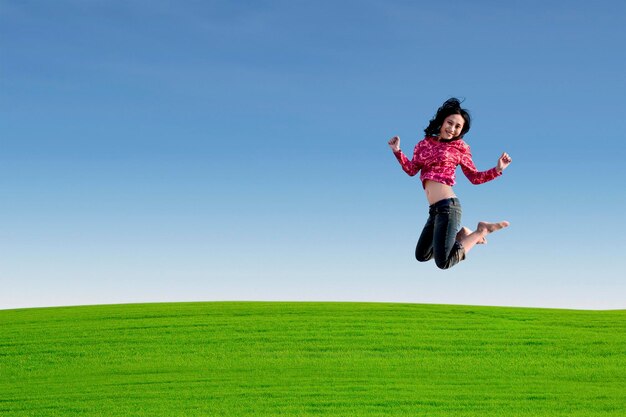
left=415, top=198, right=466, bottom=269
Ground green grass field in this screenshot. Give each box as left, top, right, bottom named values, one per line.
left=1, top=302, right=625, bottom=416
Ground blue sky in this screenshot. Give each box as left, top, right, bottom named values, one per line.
left=1, top=0, right=625, bottom=310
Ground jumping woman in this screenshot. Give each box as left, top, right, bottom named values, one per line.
left=388, top=98, right=512, bottom=269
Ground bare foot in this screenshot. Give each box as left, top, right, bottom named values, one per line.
left=476, top=221, right=510, bottom=235
left=456, top=227, right=486, bottom=244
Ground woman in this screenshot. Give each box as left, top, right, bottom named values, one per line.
left=388, top=98, right=512, bottom=269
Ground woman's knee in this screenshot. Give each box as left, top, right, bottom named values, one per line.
left=415, top=252, right=431, bottom=263
left=434, top=257, right=453, bottom=269
left=434, top=249, right=463, bottom=270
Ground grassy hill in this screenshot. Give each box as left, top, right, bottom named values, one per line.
left=1, top=302, right=624, bottom=416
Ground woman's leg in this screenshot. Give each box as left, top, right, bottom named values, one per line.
left=432, top=199, right=464, bottom=269
left=415, top=214, right=435, bottom=262
left=456, top=227, right=486, bottom=244
left=458, top=221, right=509, bottom=255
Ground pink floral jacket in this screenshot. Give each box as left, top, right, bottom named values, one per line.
left=393, top=136, right=501, bottom=188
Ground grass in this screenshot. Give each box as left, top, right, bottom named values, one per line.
left=1, top=301, right=625, bottom=416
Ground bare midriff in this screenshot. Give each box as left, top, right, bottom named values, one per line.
left=424, top=180, right=457, bottom=205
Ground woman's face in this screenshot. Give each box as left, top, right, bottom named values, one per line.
left=439, top=114, right=465, bottom=140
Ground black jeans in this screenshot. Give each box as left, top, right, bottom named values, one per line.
left=415, top=198, right=465, bottom=269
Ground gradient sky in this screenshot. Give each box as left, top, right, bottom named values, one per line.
left=2, top=0, right=625, bottom=310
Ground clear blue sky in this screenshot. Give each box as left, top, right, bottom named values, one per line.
left=2, top=1, right=625, bottom=310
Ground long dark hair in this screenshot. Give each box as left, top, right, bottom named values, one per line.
left=424, top=98, right=471, bottom=140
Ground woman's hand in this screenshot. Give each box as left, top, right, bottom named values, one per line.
left=497, top=152, right=512, bottom=173
left=388, top=136, right=400, bottom=152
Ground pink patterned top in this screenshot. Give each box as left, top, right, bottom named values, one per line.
left=393, top=136, right=501, bottom=188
